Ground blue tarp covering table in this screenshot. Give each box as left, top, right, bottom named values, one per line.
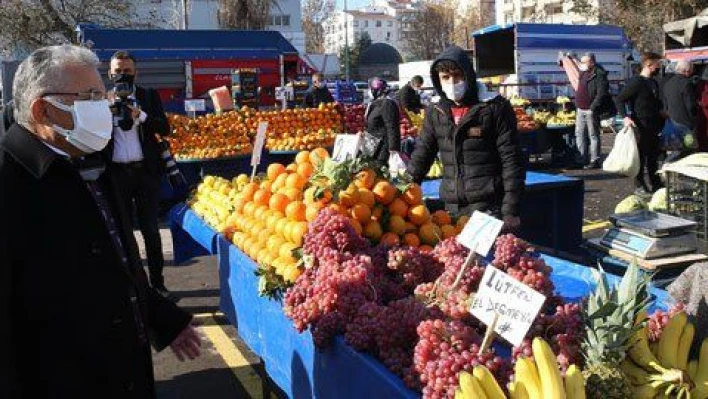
left=168, top=204, right=671, bottom=398
left=422, top=172, right=584, bottom=254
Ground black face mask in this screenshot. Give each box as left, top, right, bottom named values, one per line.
left=111, top=73, right=135, bottom=85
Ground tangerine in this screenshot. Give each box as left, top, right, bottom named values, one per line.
left=285, top=201, right=307, bottom=222
left=355, top=169, right=376, bottom=189
left=269, top=193, right=290, bottom=213
left=286, top=173, right=306, bottom=190
left=432, top=210, right=452, bottom=226
left=339, top=185, right=360, bottom=207
left=441, top=224, right=457, bottom=239
left=357, top=189, right=376, bottom=208
left=363, top=221, right=383, bottom=242
left=402, top=183, right=423, bottom=206
left=388, top=198, right=409, bottom=218
left=253, top=189, right=271, bottom=207
left=373, top=181, right=397, bottom=205
left=350, top=203, right=372, bottom=224
left=403, top=233, right=421, bottom=247
left=295, top=150, right=310, bottom=165
left=408, top=205, right=430, bottom=226
left=380, top=232, right=400, bottom=247
left=419, top=223, right=442, bottom=246
left=388, top=215, right=407, bottom=236
left=267, top=163, right=286, bottom=181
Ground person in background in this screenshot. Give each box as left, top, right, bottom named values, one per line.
left=615, top=52, right=665, bottom=195
left=398, top=75, right=424, bottom=114
left=365, top=77, right=401, bottom=166
left=662, top=60, right=698, bottom=137
left=303, top=72, right=334, bottom=108
left=104, top=51, right=173, bottom=297
left=697, top=67, right=708, bottom=151
left=407, top=46, right=525, bottom=231
left=574, top=52, right=611, bottom=169
left=0, top=44, right=200, bottom=399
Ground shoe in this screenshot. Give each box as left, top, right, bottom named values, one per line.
left=583, top=161, right=601, bottom=170
left=153, top=284, right=178, bottom=303
left=634, top=187, right=651, bottom=196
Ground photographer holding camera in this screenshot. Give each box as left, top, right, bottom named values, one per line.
left=104, top=51, right=173, bottom=298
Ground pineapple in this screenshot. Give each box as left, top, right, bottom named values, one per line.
left=582, top=259, right=652, bottom=399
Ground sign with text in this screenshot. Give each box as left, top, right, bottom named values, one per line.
left=251, top=122, right=268, bottom=167
left=457, top=211, right=504, bottom=257
left=332, top=134, right=361, bottom=163
left=184, top=99, right=206, bottom=112
left=469, top=266, right=546, bottom=347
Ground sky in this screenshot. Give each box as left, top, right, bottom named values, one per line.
left=334, top=0, right=372, bottom=11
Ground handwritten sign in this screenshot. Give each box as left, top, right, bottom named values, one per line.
left=184, top=99, right=206, bottom=112
left=251, top=122, right=268, bottom=167
left=457, top=211, right=504, bottom=257
left=332, top=134, right=361, bottom=163
left=469, top=266, right=546, bottom=347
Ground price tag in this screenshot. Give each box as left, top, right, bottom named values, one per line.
left=456, top=211, right=504, bottom=257
left=469, top=266, right=546, bottom=347
left=331, top=134, right=361, bottom=163
left=251, top=121, right=268, bottom=167
left=184, top=99, right=206, bottom=112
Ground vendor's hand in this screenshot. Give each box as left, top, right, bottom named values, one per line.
left=170, top=324, right=202, bottom=361
left=502, top=216, right=521, bottom=232
left=128, top=105, right=142, bottom=120
left=623, top=117, right=635, bottom=128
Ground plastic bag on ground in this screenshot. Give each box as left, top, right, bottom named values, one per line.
left=603, top=125, right=640, bottom=178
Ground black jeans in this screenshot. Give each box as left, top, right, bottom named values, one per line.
left=635, top=127, right=663, bottom=192
left=109, top=162, right=165, bottom=287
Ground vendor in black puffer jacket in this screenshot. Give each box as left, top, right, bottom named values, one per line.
left=365, top=77, right=402, bottom=165
left=407, top=46, right=526, bottom=230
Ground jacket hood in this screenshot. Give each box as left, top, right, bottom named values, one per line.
left=430, top=46, right=479, bottom=106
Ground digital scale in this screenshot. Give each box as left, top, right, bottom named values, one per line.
left=600, top=210, right=698, bottom=259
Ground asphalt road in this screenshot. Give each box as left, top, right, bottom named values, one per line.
left=147, top=129, right=638, bottom=398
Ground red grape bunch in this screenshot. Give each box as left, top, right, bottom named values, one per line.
left=647, top=302, right=686, bottom=342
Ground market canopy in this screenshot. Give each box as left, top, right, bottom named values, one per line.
left=663, top=8, right=708, bottom=48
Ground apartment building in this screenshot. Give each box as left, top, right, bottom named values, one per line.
left=495, top=0, right=606, bottom=25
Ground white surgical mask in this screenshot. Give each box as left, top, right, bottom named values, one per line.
left=44, top=98, right=113, bottom=154
left=442, top=81, right=466, bottom=102
left=579, top=64, right=589, bottom=72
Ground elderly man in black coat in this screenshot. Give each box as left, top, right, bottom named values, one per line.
left=0, top=45, right=200, bottom=398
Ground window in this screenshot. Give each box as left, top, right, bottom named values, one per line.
left=282, top=15, right=290, bottom=26
left=386, top=31, right=391, bottom=41
left=364, top=20, right=369, bottom=27
left=354, top=20, right=359, bottom=27
left=376, top=20, right=382, bottom=27
left=387, top=21, right=393, bottom=27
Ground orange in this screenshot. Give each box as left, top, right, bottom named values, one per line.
left=271, top=173, right=289, bottom=192
left=266, top=213, right=284, bottom=234
left=295, top=150, right=310, bottom=165
left=304, top=186, right=318, bottom=204
left=329, top=203, right=349, bottom=217
left=285, top=201, right=307, bottom=222
left=259, top=180, right=272, bottom=192
left=431, top=210, right=452, bottom=227
left=355, top=169, right=376, bottom=189
left=233, top=197, right=246, bottom=215
left=279, top=242, right=298, bottom=260
left=257, top=229, right=271, bottom=245
left=232, top=232, right=246, bottom=247
left=408, top=205, right=430, bottom=226
left=373, top=181, right=396, bottom=205
left=286, top=163, right=298, bottom=173
left=275, top=218, right=289, bottom=237
left=388, top=198, right=409, bottom=218
left=282, top=187, right=301, bottom=202
left=441, top=224, right=457, bottom=239
left=254, top=189, right=271, bottom=207
left=339, top=185, right=360, bottom=207
left=290, top=222, right=308, bottom=246
left=310, top=147, right=329, bottom=167
left=402, top=183, right=423, bottom=206
left=286, top=173, right=306, bottom=191
left=243, top=201, right=256, bottom=217
left=388, top=215, right=407, bottom=236
left=357, top=189, right=376, bottom=208
left=297, top=163, right=314, bottom=179
left=241, top=182, right=259, bottom=202
left=380, top=232, right=400, bottom=247
left=350, top=219, right=363, bottom=236
left=269, top=193, right=290, bottom=213
left=267, top=163, right=286, bottom=181
left=350, top=203, right=372, bottom=224
left=363, top=221, right=383, bottom=242
left=253, top=205, right=268, bottom=221
left=403, top=233, right=421, bottom=247
left=419, top=245, right=434, bottom=252
left=419, top=223, right=442, bottom=246
left=456, top=215, right=470, bottom=233
left=306, top=204, right=322, bottom=221
left=283, top=265, right=302, bottom=283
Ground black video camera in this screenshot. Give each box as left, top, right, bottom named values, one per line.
left=110, top=82, right=135, bottom=131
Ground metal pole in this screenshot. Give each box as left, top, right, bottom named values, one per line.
left=344, top=0, right=350, bottom=81
left=182, top=0, right=188, bottom=29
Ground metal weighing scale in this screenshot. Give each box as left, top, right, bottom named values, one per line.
left=600, top=210, right=698, bottom=259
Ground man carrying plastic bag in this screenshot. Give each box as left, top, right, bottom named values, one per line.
left=603, top=124, right=640, bottom=178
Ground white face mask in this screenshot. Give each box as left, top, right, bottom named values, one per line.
left=442, top=81, right=466, bottom=102
left=579, top=64, right=589, bottom=72
left=44, top=98, right=113, bottom=154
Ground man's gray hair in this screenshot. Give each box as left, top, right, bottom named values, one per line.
left=583, top=52, right=596, bottom=62
left=13, top=45, right=100, bottom=127
left=675, top=60, right=693, bottom=75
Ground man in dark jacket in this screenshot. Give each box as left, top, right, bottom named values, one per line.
left=398, top=75, right=424, bottom=114
left=575, top=53, right=611, bottom=169
left=303, top=72, right=335, bottom=108
left=407, top=46, right=526, bottom=230
left=104, top=51, right=173, bottom=296
left=663, top=60, right=698, bottom=131
left=365, top=77, right=401, bottom=165
left=0, top=44, right=200, bottom=399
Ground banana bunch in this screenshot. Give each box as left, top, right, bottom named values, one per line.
left=455, top=338, right=585, bottom=399
left=510, top=96, right=531, bottom=107
left=556, top=96, right=572, bottom=105
left=427, top=159, right=443, bottom=179
left=623, top=312, right=708, bottom=398
left=533, top=110, right=552, bottom=125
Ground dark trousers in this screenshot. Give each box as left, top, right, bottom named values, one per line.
left=635, top=126, right=663, bottom=192
left=109, top=162, right=165, bottom=287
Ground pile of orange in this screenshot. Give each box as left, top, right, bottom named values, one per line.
left=264, top=103, right=340, bottom=151
left=166, top=112, right=254, bottom=160
left=227, top=147, right=332, bottom=282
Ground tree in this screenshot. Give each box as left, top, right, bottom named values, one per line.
left=218, top=0, right=280, bottom=30
left=569, top=0, right=708, bottom=52
left=404, top=0, right=456, bottom=60
left=339, top=32, right=372, bottom=78
left=0, top=0, right=145, bottom=55
left=451, top=3, right=482, bottom=49
left=302, top=0, right=333, bottom=53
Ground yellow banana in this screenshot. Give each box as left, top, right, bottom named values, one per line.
left=454, top=388, right=464, bottom=399
left=564, top=364, right=585, bottom=399
left=691, top=381, right=708, bottom=399
left=465, top=373, right=489, bottom=399
left=619, top=359, right=652, bottom=386
left=508, top=381, right=530, bottom=399
left=459, top=371, right=484, bottom=398
left=628, top=327, right=663, bottom=371
left=632, top=384, right=659, bottom=399
left=473, top=365, right=506, bottom=399
left=514, top=357, right=543, bottom=399
left=657, top=312, right=687, bottom=368
left=689, top=360, right=699, bottom=381
left=532, top=337, right=565, bottom=399
left=696, top=338, right=708, bottom=385
left=677, top=322, right=695, bottom=370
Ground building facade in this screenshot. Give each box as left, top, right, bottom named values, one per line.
left=495, top=0, right=605, bottom=25
left=135, top=0, right=306, bottom=52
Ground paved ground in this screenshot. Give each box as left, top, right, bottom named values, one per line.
left=144, top=130, right=637, bottom=398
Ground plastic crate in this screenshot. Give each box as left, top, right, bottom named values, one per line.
left=666, top=171, right=708, bottom=248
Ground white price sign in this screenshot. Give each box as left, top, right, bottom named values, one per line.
left=251, top=121, right=268, bottom=167
left=331, top=134, right=361, bottom=163
left=457, top=211, right=504, bottom=257
left=469, top=266, right=546, bottom=347
left=184, top=99, right=206, bottom=112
